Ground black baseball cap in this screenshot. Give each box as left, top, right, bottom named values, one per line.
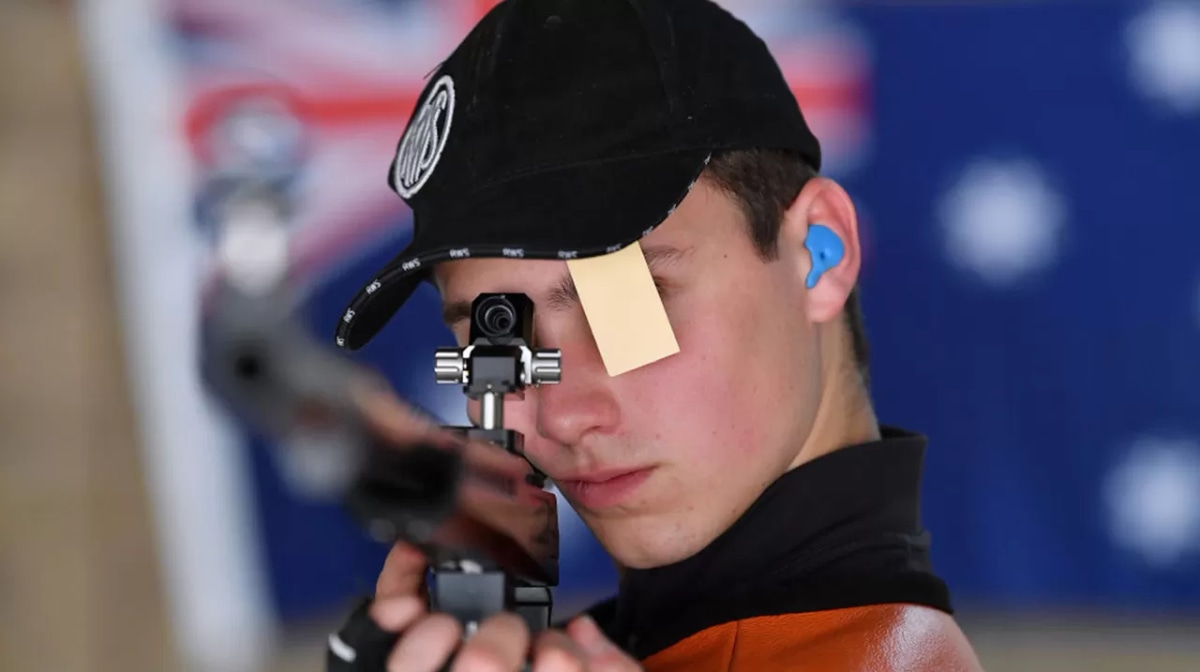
left=334, top=0, right=822, bottom=350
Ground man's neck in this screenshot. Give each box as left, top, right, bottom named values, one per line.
left=789, top=328, right=880, bottom=470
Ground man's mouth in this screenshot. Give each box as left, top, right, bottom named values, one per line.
left=553, top=466, right=655, bottom=509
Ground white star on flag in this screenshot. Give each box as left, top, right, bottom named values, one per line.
left=937, top=157, right=1068, bottom=288
left=1105, top=436, right=1200, bottom=569
left=1126, top=0, right=1200, bottom=114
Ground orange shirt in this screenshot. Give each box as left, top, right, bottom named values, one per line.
left=642, top=604, right=984, bottom=672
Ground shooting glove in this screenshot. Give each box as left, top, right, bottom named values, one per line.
left=326, top=596, right=398, bottom=672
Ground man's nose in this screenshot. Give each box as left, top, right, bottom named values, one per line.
left=531, top=325, right=620, bottom=448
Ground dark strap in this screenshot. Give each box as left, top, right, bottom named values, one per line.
left=326, top=596, right=399, bottom=672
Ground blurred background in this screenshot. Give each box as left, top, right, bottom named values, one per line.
left=2, top=0, right=1199, bottom=670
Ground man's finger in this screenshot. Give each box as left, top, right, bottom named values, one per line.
left=531, top=629, right=588, bottom=672
left=376, top=542, right=429, bottom=599
left=565, top=616, right=641, bottom=671
left=386, top=613, right=462, bottom=672
left=451, top=612, right=530, bottom=672
left=369, top=595, right=424, bottom=632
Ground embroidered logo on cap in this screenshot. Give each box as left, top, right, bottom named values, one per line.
left=393, top=75, right=455, bottom=199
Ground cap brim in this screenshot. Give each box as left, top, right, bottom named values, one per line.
left=335, top=148, right=712, bottom=350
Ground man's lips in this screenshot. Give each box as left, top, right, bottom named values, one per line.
left=552, top=467, right=655, bottom=509
left=554, top=466, right=653, bottom=484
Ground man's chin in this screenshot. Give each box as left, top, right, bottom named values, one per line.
left=584, top=514, right=706, bottom=570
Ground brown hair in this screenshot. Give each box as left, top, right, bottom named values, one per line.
left=702, top=149, right=870, bottom=387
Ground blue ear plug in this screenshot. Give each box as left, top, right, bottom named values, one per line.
left=804, top=224, right=844, bottom=289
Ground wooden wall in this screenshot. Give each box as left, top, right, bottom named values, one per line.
left=0, top=2, right=180, bottom=670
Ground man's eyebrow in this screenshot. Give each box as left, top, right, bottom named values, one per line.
left=442, top=299, right=473, bottom=328
left=440, top=244, right=692, bottom=328
left=640, top=243, right=693, bottom=270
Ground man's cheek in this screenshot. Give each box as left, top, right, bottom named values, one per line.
left=621, top=328, right=706, bottom=390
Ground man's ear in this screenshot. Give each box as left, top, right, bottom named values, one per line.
left=778, top=176, right=862, bottom=324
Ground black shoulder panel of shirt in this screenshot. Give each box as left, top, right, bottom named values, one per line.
left=553, top=426, right=954, bottom=661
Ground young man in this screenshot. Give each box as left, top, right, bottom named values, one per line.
left=327, top=0, right=985, bottom=670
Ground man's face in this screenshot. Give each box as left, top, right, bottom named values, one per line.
left=432, top=180, right=830, bottom=569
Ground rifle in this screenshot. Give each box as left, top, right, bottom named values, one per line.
left=197, top=182, right=562, bottom=670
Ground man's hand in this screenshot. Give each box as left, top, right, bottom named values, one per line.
left=351, top=380, right=641, bottom=670
left=370, top=541, right=642, bottom=672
